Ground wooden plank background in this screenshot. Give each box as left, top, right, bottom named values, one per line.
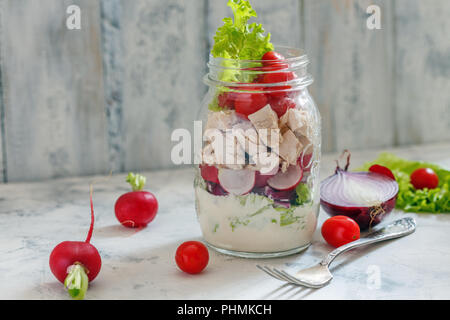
left=0, top=0, right=109, bottom=182
left=0, top=0, right=448, bottom=182
left=394, top=0, right=450, bottom=146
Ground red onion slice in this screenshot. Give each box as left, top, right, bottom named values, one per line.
left=320, top=151, right=399, bottom=230
left=320, top=170, right=398, bottom=208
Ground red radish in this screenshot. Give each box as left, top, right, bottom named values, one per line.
left=269, top=96, right=296, bottom=117
left=254, top=165, right=279, bottom=188
left=115, top=172, right=158, bottom=228
left=175, top=241, right=209, bottom=274
left=369, top=164, right=396, bottom=180
left=218, top=168, right=256, bottom=195
left=49, top=184, right=102, bottom=300
left=267, top=164, right=303, bottom=191
left=200, top=164, right=219, bottom=183
left=410, top=168, right=439, bottom=190
left=234, top=86, right=268, bottom=119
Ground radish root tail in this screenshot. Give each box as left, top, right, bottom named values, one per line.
left=85, top=184, right=95, bottom=243
left=85, top=171, right=113, bottom=243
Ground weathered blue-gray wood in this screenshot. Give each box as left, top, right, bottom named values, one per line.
left=100, top=0, right=125, bottom=173
left=0, top=102, right=4, bottom=182
left=394, top=0, right=450, bottom=145
left=0, top=0, right=449, bottom=183
left=0, top=0, right=109, bottom=182
left=304, top=0, right=395, bottom=153
left=116, top=0, right=207, bottom=172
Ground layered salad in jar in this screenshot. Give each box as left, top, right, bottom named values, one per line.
left=194, top=0, right=321, bottom=257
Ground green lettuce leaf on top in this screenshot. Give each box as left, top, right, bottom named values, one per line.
left=212, top=0, right=273, bottom=61
left=210, top=0, right=274, bottom=86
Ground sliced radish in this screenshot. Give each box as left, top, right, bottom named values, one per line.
left=254, top=165, right=279, bottom=188
left=268, top=164, right=303, bottom=191
left=207, top=182, right=229, bottom=196
left=200, top=164, right=219, bottom=183
left=218, top=169, right=256, bottom=195
left=298, top=152, right=313, bottom=172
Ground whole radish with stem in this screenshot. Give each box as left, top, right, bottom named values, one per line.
left=115, top=172, right=159, bottom=228
left=49, top=184, right=102, bottom=300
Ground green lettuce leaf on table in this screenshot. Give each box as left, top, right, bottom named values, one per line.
left=358, top=153, right=450, bottom=213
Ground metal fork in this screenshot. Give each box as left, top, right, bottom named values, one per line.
left=257, top=217, right=416, bottom=288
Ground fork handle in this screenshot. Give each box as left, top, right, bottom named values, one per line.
left=320, top=217, right=416, bottom=267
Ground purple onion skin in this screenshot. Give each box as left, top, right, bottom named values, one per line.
left=321, top=194, right=397, bottom=230
left=264, top=186, right=297, bottom=202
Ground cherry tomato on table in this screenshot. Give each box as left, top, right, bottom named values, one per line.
left=410, top=168, right=439, bottom=190
left=369, top=164, right=396, bottom=180
left=321, top=216, right=360, bottom=248
left=175, top=241, right=209, bottom=274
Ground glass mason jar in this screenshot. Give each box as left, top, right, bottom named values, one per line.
left=194, top=47, right=321, bottom=258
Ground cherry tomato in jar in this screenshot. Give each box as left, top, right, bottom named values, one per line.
left=321, top=216, right=360, bottom=248
left=175, top=241, right=209, bottom=274
left=217, top=92, right=235, bottom=109
left=269, top=96, right=296, bottom=117
left=234, top=86, right=268, bottom=119
left=262, top=72, right=297, bottom=99
left=410, top=168, right=439, bottom=190
left=200, top=164, right=219, bottom=184
left=261, top=51, right=288, bottom=70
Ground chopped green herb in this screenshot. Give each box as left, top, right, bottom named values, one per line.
left=275, top=207, right=301, bottom=226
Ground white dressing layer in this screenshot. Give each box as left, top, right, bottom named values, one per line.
left=195, top=187, right=319, bottom=253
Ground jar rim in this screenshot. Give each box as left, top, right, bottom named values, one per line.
left=205, top=46, right=313, bottom=90
left=207, top=45, right=308, bottom=67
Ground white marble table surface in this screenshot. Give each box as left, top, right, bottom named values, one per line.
left=1, top=143, right=449, bottom=300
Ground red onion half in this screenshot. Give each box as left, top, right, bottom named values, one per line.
left=320, top=152, right=399, bottom=230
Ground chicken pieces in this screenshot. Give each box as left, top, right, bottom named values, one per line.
left=202, top=103, right=311, bottom=172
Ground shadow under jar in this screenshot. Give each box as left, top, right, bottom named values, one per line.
left=194, top=47, right=321, bottom=258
